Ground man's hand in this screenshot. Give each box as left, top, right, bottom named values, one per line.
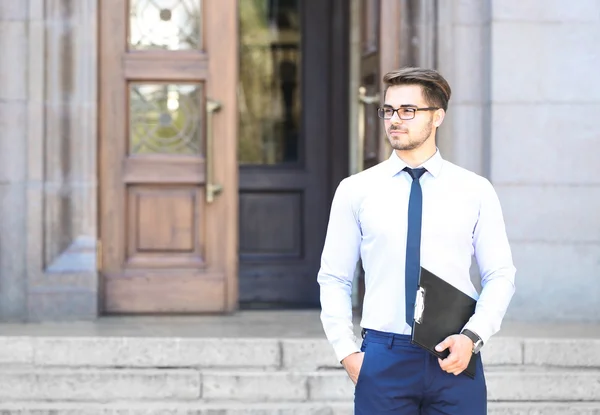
left=435, top=334, right=474, bottom=376
left=341, top=352, right=365, bottom=385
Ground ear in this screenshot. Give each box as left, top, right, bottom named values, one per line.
left=433, top=109, right=446, bottom=127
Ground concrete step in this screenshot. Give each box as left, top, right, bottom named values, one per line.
left=0, top=402, right=599, bottom=415
left=0, top=367, right=598, bottom=403
left=1, top=336, right=599, bottom=370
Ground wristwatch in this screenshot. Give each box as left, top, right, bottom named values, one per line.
left=461, top=329, right=484, bottom=354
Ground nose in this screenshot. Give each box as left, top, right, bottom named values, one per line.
left=390, top=110, right=403, bottom=122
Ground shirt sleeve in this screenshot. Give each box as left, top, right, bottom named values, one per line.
left=464, top=179, right=516, bottom=345
left=317, top=177, right=363, bottom=362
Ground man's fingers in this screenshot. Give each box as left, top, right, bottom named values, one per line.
left=444, top=361, right=466, bottom=373
left=346, top=352, right=365, bottom=385
left=435, top=336, right=454, bottom=352
left=440, top=351, right=459, bottom=364
left=438, top=352, right=466, bottom=373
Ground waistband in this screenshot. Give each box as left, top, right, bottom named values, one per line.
left=362, top=328, right=412, bottom=347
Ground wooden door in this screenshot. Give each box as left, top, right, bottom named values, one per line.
left=99, top=0, right=238, bottom=313
left=237, top=0, right=345, bottom=307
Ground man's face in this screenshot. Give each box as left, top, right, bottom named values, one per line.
left=383, top=85, right=440, bottom=152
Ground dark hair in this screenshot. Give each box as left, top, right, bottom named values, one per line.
left=383, top=67, right=451, bottom=111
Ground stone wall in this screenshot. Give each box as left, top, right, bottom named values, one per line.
left=489, top=0, right=600, bottom=322
left=438, top=0, right=600, bottom=322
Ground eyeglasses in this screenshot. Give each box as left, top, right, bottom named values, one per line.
left=377, top=106, right=440, bottom=120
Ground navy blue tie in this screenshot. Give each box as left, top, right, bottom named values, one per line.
left=404, top=167, right=427, bottom=326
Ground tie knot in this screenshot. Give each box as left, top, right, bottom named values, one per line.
left=404, top=167, right=427, bottom=180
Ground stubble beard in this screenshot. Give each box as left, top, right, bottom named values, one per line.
left=387, top=121, right=433, bottom=151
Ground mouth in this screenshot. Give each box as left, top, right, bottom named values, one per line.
left=390, top=130, right=407, bottom=135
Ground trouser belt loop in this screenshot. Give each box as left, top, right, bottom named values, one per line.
left=387, top=334, right=394, bottom=349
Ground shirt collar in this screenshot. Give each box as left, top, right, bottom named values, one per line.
left=387, top=148, right=444, bottom=178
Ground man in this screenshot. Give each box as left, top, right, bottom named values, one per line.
left=317, top=67, right=516, bottom=414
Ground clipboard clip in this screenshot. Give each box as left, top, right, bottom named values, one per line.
left=414, top=286, right=426, bottom=324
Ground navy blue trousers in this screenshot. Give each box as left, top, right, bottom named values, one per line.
left=354, top=329, right=487, bottom=414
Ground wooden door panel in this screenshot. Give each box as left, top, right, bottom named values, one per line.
left=239, top=264, right=317, bottom=304
left=135, top=189, right=196, bottom=252
left=127, top=186, right=205, bottom=268
left=123, top=156, right=206, bottom=184
left=104, top=273, right=226, bottom=313
left=99, top=0, right=237, bottom=313
left=239, top=191, right=303, bottom=260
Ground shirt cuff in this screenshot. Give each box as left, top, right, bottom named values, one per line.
left=333, top=337, right=361, bottom=363
left=462, top=319, right=492, bottom=346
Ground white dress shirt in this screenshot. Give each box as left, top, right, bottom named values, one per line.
left=318, top=150, right=516, bottom=362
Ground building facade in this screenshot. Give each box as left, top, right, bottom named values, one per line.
left=0, top=0, right=598, bottom=323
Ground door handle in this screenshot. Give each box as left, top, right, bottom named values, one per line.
left=357, top=86, right=380, bottom=172
left=206, top=98, right=223, bottom=203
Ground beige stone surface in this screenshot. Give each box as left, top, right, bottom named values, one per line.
left=0, top=368, right=201, bottom=401
left=490, top=104, right=599, bottom=184
left=0, top=337, right=33, bottom=364
left=492, top=0, right=600, bottom=22
left=496, top=185, right=600, bottom=243
left=446, top=104, right=485, bottom=175
left=0, top=21, right=27, bottom=100
left=482, top=337, right=524, bottom=366
left=487, top=369, right=600, bottom=401
left=0, top=183, right=27, bottom=318
left=505, top=242, right=600, bottom=322
left=0, top=1, right=28, bottom=20
left=308, top=372, right=353, bottom=401
left=202, top=372, right=307, bottom=402
left=524, top=339, right=600, bottom=367
left=281, top=338, right=340, bottom=370
left=0, top=101, right=27, bottom=183
left=33, top=337, right=281, bottom=368
left=491, top=23, right=600, bottom=103
left=453, top=0, right=488, bottom=25
left=452, top=25, right=487, bottom=104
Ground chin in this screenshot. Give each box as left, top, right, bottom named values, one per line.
left=389, top=138, right=411, bottom=150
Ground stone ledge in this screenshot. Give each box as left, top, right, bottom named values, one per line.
left=0, top=368, right=201, bottom=401
left=30, top=337, right=281, bottom=368
left=199, top=369, right=600, bottom=403
left=0, top=402, right=599, bottom=415
left=487, top=369, right=600, bottom=401
left=5, top=335, right=600, bottom=370
left=524, top=338, right=600, bottom=367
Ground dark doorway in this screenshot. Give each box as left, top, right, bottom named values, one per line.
left=238, top=0, right=349, bottom=308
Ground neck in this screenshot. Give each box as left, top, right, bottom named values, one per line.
left=395, top=141, right=437, bottom=168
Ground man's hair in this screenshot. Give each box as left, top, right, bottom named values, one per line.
left=383, top=67, right=451, bottom=111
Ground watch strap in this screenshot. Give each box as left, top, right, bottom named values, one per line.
left=461, top=329, right=483, bottom=353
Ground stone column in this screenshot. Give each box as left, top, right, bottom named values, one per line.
left=25, top=0, right=99, bottom=321
left=0, top=0, right=99, bottom=321
left=0, top=1, right=29, bottom=320
left=436, top=0, right=491, bottom=177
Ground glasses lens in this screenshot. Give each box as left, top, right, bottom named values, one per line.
left=400, top=108, right=416, bottom=119
left=378, top=108, right=393, bottom=119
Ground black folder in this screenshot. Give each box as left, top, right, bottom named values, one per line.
left=410, top=267, right=477, bottom=379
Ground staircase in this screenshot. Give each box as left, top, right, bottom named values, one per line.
left=0, top=334, right=598, bottom=414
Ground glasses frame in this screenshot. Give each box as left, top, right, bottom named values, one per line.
left=377, top=106, right=440, bottom=120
